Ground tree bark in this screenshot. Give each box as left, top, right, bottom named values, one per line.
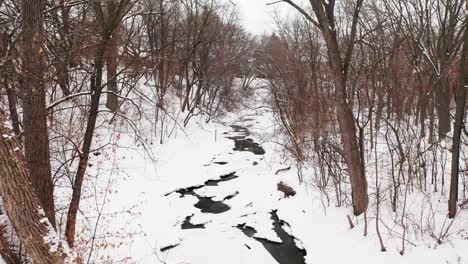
left=0, top=110, right=73, bottom=264
left=448, top=9, right=468, bottom=218
left=4, top=80, right=21, bottom=136
left=105, top=1, right=120, bottom=113
left=21, top=0, right=56, bottom=228
left=436, top=70, right=452, bottom=138
left=324, top=30, right=369, bottom=215
left=105, top=35, right=119, bottom=112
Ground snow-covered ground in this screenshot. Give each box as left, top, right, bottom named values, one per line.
left=75, top=79, right=468, bottom=264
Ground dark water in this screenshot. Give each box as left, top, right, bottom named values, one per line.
left=172, top=172, right=240, bottom=214
left=172, top=172, right=238, bottom=196
left=230, top=125, right=250, bottom=135
left=237, top=211, right=307, bottom=264
left=160, top=243, right=180, bottom=252
left=223, top=191, right=239, bottom=201
left=174, top=125, right=305, bottom=262
left=181, top=214, right=206, bottom=229
left=173, top=185, right=204, bottom=197
left=194, top=197, right=231, bottom=214
left=233, top=138, right=265, bottom=155
left=205, top=172, right=238, bottom=186
left=225, top=125, right=250, bottom=140
left=225, top=125, right=265, bottom=155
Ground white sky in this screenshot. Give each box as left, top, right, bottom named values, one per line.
left=233, top=0, right=295, bottom=35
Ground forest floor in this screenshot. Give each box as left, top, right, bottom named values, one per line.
left=82, top=79, right=468, bottom=264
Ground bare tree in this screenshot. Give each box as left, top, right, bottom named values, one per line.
left=21, top=0, right=56, bottom=228
left=64, top=0, right=131, bottom=248
left=449, top=3, right=467, bottom=218
left=279, top=0, right=369, bottom=215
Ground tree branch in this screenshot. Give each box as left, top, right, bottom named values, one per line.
left=268, top=0, right=320, bottom=28
left=343, top=0, right=364, bottom=79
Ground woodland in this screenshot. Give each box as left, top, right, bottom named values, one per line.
left=0, top=0, right=467, bottom=263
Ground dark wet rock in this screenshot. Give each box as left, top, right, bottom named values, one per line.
left=181, top=214, right=205, bottom=229
left=160, top=243, right=180, bottom=252
left=195, top=197, right=231, bottom=214
left=237, top=211, right=306, bottom=264
left=214, top=161, right=228, bottom=165
left=234, top=138, right=265, bottom=155
left=253, top=161, right=258, bottom=166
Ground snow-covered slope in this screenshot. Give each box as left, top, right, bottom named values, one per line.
left=78, top=79, right=468, bottom=264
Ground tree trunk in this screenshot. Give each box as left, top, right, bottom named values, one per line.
left=435, top=71, right=451, bottom=138
left=1, top=32, right=21, bottom=136
left=0, top=110, right=73, bottom=264
left=315, top=0, right=369, bottom=215
left=57, top=62, right=71, bottom=96
left=56, top=6, right=72, bottom=96
left=105, top=37, right=119, bottom=112
left=65, top=38, right=107, bottom=248
left=328, top=38, right=369, bottom=215
left=448, top=12, right=468, bottom=218
left=21, top=0, right=56, bottom=228
left=4, top=77, right=20, bottom=136
left=65, top=0, right=129, bottom=246
left=105, top=5, right=119, bottom=113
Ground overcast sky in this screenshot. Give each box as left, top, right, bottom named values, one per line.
left=233, top=0, right=295, bottom=35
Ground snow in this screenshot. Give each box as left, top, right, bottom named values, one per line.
left=1, top=134, right=13, bottom=140
left=63, top=78, right=468, bottom=264
left=37, top=208, right=75, bottom=263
